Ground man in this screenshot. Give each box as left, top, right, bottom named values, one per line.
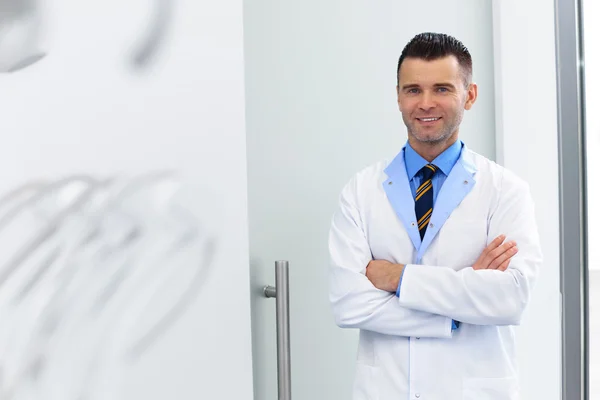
left=328, top=32, right=542, bottom=400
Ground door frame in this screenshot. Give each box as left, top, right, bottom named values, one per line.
left=554, top=0, right=589, bottom=398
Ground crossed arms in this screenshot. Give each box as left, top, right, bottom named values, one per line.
left=328, top=175, right=542, bottom=338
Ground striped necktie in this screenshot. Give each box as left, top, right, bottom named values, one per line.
left=415, top=164, right=438, bottom=240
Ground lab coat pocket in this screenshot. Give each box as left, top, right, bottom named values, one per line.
left=352, top=363, right=379, bottom=400
left=463, top=376, right=519, bottom=400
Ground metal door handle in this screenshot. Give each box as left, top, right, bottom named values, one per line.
left=263, top=260, right=291, bottom=400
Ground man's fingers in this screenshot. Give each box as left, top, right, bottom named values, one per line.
left=485, top=241, right=517, bottom=268
left=473, top=235, right=505, bottom=270
left=488, top=241, right=516, bottom=260
left=472, top=236, right=519, bottom=271
left=488, top=245, right=518, bottom=270
left=497, top=258, right=511, bottom=272
left=486, top=243, right=516, bottom=269
left=483, top=235, right=506, bottom=256
left=497, top=248, right=518, bottom=271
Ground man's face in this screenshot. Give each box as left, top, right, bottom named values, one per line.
left=396, top=56, right=477, bottom=144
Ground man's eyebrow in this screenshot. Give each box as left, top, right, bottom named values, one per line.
left=433, top=82, right=457, bottom=88
left=401, top=82, right=457, bottom=90
left=401, top=83, right=420, bottom=90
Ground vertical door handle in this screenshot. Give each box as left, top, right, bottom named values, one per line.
left=263, top=260, right=291, bottom=400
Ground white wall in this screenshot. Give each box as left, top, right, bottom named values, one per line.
left=493, top=1, right=562, bottom=399
left=0, top=0, right=254, bottom=399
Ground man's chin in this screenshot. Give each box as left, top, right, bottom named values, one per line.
left=410, top=131, right=449, bottom=144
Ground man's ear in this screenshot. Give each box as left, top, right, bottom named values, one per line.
left=464, top=82, right=478, bottom=110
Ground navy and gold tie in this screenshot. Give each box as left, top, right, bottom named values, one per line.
left=415, top=164, right=438, bottom=240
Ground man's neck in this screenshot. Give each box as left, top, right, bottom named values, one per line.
left=408, top=135, right=459, bottom=162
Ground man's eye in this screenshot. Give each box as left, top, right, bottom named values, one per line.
left=437, top=87, right=449, bottom=92
left=408, top=88, right=419, bottom=94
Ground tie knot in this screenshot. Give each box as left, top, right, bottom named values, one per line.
left=420, top=164, right=438, bottom=180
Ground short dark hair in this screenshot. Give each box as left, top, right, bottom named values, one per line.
left=396, top=32, right=472, bottom=86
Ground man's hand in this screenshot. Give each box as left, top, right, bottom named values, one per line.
left=366, top=260, right=404, bottom=292
left=473, top=234, right=518, bottom=271
left=365, top=235, right=516, bottom=292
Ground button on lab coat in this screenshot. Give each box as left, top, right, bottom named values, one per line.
left=328, top=146, right=542, bottom=400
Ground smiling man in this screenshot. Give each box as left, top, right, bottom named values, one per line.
left=328, top=33, right=542, bottom=400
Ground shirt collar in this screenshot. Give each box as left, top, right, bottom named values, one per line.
left=404, top=139, right=463, bottom=180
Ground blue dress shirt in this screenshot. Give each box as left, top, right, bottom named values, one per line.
left=396, top=139, right=463, bottom=330
left=404, top=139, right=463, bottom=203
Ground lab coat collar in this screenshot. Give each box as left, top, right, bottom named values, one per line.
left=456, top=143, right=477, bottom=176
left=384, top=140, right=475, bottom=182
left=383, top=142, right=479, bottom=257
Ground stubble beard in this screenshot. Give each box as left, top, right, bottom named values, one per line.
left=405, top=113, right=463, bottom=145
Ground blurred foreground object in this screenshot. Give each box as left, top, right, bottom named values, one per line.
left=0, top=172, right=217, bottom=400
left=129, top=0, right=174, bottom=70
left=0, top=0, right=174, bottom=73
left=0, top=0, right=46, bottom=72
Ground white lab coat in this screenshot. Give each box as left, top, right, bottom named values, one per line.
left=329, top=145, right=542, bottom=400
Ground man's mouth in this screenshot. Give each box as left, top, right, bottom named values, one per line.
left=416, top=117, right=441, bottom=122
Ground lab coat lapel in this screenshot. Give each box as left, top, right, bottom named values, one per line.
left=417, top=148, right=478, bottom=259
left=383, top=150, right=421, bottom=252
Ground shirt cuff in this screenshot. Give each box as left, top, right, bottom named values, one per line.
left=452, top=320, right=460, bottom=330
left=395, top=264, right=407, bottom=297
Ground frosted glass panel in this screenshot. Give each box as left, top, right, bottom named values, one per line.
left=0, top=174, right=216, bottom=400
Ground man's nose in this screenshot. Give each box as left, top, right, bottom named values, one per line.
left=418, top=92, right=436, bottom=110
